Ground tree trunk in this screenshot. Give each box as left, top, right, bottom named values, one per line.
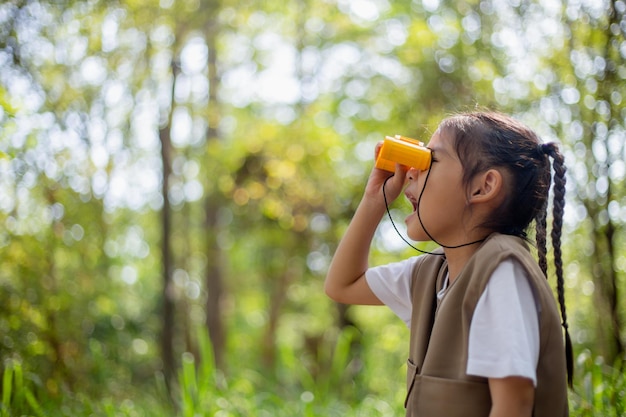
left=589, top=220, right=623, bottom=362
left=203, top=1, right=226, bottom=371
left=159, top=58, right=179, bottom=387
left=262, top=258, right=298, bottom=368
left=587, top=0, right=624, bottom=363
left=204, top=198, right=225, bottom=371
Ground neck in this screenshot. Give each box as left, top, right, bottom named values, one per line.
left=443, top=239, right=487, bottom=283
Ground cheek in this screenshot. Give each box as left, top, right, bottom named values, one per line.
left=424, top=177, right=466, bottom=210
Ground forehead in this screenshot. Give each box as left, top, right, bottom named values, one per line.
left=428, top=127, right=456, bottom=153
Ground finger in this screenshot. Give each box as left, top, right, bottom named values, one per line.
left=374, top=141, right=383, bottom=159
left=393, top=163, right=409, bottom=184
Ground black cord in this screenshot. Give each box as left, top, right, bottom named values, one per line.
left=382, top=163, right=485, bottom=254
left=382, top=174, right=444, bottom=255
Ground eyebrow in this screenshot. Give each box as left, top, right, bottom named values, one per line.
left=427, top=146, right=449, bottom=156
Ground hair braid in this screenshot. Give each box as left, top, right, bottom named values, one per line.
left=535, top=201, right=548, bottom=277
left=544, top=143, right=573, bottom=387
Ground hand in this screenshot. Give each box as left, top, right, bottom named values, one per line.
left=363, top=142, right=408, bottom=203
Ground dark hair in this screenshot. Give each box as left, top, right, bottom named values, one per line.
left=440, top=111, right=573, bottom=387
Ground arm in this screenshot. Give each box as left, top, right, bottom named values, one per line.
left=324, top=144, right=408, bottom=305
left=488, top=376, right=534, bottom=417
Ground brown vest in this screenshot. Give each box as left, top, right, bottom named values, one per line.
left=405, top=233, right=568, bottom=417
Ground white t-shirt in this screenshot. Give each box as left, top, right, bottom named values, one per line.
left=365, top=257, right=540, bottom=386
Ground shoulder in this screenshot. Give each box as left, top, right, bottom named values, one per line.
left=470, top=233, right=540, bottom=281
left=457, top=234, right=538, bottom=310
left=481, top=233, right=531, bottom=255
left=485, top=259, right=539, bottom=311
left=470, top=236, right=558, bottom=324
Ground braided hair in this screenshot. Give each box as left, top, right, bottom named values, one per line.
left=439, top=112, right=574, bottom=387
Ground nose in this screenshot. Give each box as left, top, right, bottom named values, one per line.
left=406, top=167, right=421, bottom=181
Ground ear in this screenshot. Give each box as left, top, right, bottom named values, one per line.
left=469, top=169, right=504, bottom=205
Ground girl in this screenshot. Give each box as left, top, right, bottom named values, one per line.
left=325, top=112, right=572, bottom=417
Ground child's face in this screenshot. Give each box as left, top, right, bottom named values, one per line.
left=403, top=128, right=470, bottom=244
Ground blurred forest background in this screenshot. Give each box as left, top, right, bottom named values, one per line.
left=1, top=0, right=625, bottom=415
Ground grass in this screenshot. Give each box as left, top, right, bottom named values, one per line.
left=569, top=350, right=626, bottom=417
left=2, top=332, right=624, bottom=416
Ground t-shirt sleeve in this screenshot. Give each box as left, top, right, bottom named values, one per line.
left=365, top=257, right=420, bottom=327
left=466, top=258, right=541, bottom=386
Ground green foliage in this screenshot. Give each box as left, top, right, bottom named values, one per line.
left=1, top=0, right=625, bottom=416
left=2, top=359, right=52, bottom=417
left=173, top=326, right=402, bottom=417
left=570, top=351, right=626, bottom=417
left=2, top=333, right=626, bottom=415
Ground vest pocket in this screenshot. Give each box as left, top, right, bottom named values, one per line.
left=404, top=359, right=419, bottom=409
left=405, top=374, right=491, bottom=417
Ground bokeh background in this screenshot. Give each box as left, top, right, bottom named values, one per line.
left=1, top=0, right=624, bottom=415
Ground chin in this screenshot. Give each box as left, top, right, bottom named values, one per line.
left=407, top=230, right=428, bottom=242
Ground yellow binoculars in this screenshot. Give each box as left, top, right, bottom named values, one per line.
left=375, top=135, right=431, bottom=172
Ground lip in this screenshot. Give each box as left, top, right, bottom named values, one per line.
left=405, top=192, right=418, bottom=212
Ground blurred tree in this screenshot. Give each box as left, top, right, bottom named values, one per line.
left=534, top=0, right=625, bottom=363
left=0, top=0, right=180, bottom=395
left=158, top=56, right=177, bottom=384
left=202, top=0, right=227, bottom=373
left=1, top=0, right=625, bottom=410
left=576, top=0, right=624, bottom=363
